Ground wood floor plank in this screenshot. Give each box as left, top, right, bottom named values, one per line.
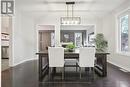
left=2, top=60, right=130, bottom=87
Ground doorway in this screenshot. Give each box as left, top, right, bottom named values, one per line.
left=39, top=30, right=55, bottom=51
left=37, top=25, right=55, bottom=68
left=60, top=25, right=96, bottom=47
left=1, top=15, right=12, bottom=71
left=37, top=25, right=55, bottom=52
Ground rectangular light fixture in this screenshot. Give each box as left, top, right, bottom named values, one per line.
left=60, top=2, right=81, bottom=25
left=61, top=17, right=81, bottom=25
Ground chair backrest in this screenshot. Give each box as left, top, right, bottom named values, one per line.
left=48, top=47, right=64, bottom=67
left=79, top=47, right=95, bottom=67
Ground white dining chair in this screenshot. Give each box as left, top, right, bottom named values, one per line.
left=48, top=47, right=64, bottom=80
left=78, top=47, right=95, bottom=79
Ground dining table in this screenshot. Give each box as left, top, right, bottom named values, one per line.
left=36, top=50, right=110, bottom=81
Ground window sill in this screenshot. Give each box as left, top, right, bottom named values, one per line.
left=116, top=51, right=130, bottom=57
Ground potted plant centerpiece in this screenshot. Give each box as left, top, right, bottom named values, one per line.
left=66, top=44, right=75, bottom=52
left=94, top=33, right=108, bottom=52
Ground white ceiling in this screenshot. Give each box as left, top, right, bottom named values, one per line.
left=16, top=0, right=127, bottom=18
left=17, top=0, right=126, bottom=11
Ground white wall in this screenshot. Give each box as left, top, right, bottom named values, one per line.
left=11, top=5, right=36, bottom=66
left=35, top=12, right=61, bottom=47
left=12, top=1, right=130, bottom=69
left=11, top=0, right=106, bottom=65
left=61, top=25, right=94, bottom=31
left=1, top=16, right=10, bottom=33
left=35, top=12, right=103, bottom=47
left=102, top=0, right=130, bottom=71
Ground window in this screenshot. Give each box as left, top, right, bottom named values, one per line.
left=88, top=32, right=95, bottom=46
left=120, top=15, right=129, bottom=52
left=75, top=33, right=82, bottom=47
left=118, top=10, right=130, bottom=55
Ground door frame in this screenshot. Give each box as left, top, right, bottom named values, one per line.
left=1, top=15, right=13, bottom=67
left=36, top=25, right=55, bottom=53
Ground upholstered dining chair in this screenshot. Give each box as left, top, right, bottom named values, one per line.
left=78, top=47, right=95, bottom=79
left=48, top=47, right=64, bottom=80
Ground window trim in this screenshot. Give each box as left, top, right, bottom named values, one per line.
left=116, top=9, right=130, bottom=56
left=119, top=14, right=129, bottom=52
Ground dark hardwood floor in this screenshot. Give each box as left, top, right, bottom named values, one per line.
left=2, top=60, right=130, bottom=87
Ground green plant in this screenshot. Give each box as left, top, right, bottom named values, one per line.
left=66, top=44, right=75, bottom=49
left=94, top=33, right=108, bottom=52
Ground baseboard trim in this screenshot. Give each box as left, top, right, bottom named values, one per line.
left=10, top=58, right=38, bottom=67
left=107, top=60, right=130, bottom=72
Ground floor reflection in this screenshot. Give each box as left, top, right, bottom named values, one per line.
left=2, top=60, right=130, bottom=87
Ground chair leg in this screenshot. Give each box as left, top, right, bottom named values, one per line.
left=93, top=67, right=95, bottom=81
left=89, top=67, right=92, bottom=73
left=76, top=63, right=78, bottom=72
left=64, top=66, right=65, bottom=78
left=62, top=67, right=64, bottom=80
left=79, top=67, right=81, bottom=79
left=49, top=67, right=51, bottom=80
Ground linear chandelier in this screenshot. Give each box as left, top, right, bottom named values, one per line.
left=61, top=2, right=81, bottom=25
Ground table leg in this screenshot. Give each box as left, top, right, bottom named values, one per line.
left=53, top=67, right=56, bottom=74
left=39, top=55, right=42, bottom=81
left=95, top=54, right=107, bottom=77
left=102, top=55, right=107, bottom=76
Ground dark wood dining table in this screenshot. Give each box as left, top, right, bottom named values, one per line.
left=36, top=50, right=110, bottom=81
